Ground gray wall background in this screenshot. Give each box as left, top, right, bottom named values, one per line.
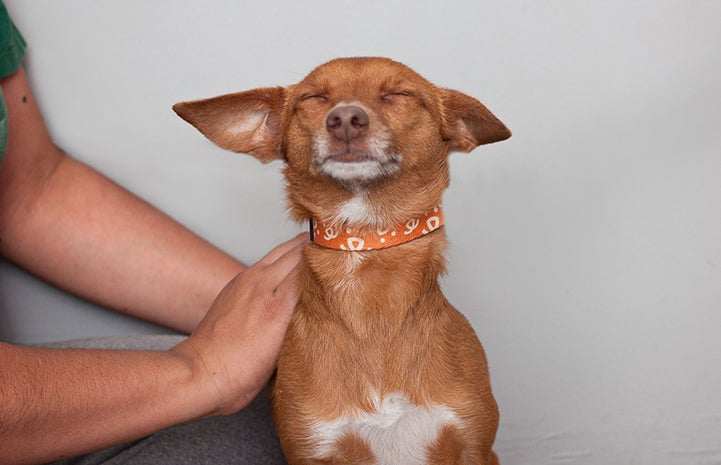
left=1, top=1, right=720, bottom=463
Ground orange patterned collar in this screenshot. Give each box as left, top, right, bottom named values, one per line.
left=310, top=206, right=444, bottom=251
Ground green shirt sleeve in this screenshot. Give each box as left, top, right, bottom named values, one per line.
left=0, top=1, right=27, bottom=161
left=0, top=2, right=25, bottom=78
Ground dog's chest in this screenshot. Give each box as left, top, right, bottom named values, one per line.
left=308, top=391, right=461, bottom=465
left=291, top=238, right=464, bottom=463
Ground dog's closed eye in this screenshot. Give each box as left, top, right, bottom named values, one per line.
left=300, top=94, right=329, bottom=103
left=381, top=91, right=415, bottom=104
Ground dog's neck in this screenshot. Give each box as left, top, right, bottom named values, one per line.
left=310, top=206, right=444, bottom=251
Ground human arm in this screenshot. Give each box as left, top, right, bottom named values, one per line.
left=0, top=67, right=242, bottom=332
left=0, top=234, right=305, bottom=465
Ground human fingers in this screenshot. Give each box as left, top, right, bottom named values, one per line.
left=248, top=239, right=305, bottom=292
left=256, top=233, right=308, bottom=266
left=271, top=262, right=300, bottom=312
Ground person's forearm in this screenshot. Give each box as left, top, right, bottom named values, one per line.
left=2, top=152, right=243, bottom=332
left=0, top=342, right=215, bottom=465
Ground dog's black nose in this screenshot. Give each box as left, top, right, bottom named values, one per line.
left=326, top=105, right=369, bottom=141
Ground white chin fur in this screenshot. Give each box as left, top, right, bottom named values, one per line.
left=313, top=130, right=402, bottom=183
left=318, top=159, right=399, bottom=182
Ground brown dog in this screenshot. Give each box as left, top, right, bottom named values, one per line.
left=174, top=57, right=510, bottom=465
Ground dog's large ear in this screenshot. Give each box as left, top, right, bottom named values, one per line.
left=173, top=87, right=286, bottom=163
left=440, top=88, right=511, bottom=153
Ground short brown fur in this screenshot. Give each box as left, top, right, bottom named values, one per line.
left=174, top=57, right=510, bottom=465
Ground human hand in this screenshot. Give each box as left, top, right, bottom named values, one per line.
left=172, top=233, right=307, bottom=416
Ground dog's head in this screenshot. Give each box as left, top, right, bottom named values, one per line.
left=174, top=57, right=510, bottom=228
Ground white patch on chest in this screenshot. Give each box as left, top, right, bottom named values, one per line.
left=309, top=392, right=461, bottom=465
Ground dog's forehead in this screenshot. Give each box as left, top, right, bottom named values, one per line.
left=296, top=57, right=431, bottom=93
